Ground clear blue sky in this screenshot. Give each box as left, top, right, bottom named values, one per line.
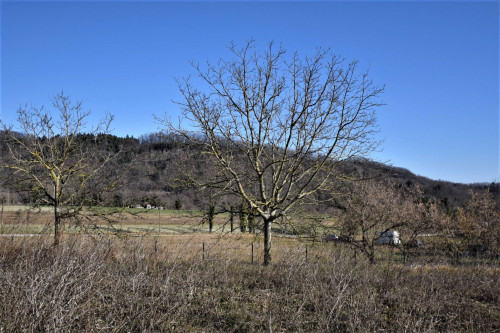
left=1, top=1, right=498, bottom=184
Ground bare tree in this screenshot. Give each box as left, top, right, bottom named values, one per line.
left=398, top=185, right=443, bottom=256
left=338, top=180, right=405, bottom=263
left=1, top=92, right=119, bottom=245
left=452, top=190, right=499, bottom=257
left=160, top=41, right=384, bottom=265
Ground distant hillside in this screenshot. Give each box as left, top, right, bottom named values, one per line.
left=1, top=131, right=497, bottom=212
left=345, top=159, right=497, bottom=207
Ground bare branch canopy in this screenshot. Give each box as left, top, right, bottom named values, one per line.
left=1, top=92, right=119, bottom=245
left=159, top=41, right=384, bottom=264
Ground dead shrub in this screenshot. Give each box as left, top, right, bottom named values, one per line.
left=0, top=237, right=498, bottom=332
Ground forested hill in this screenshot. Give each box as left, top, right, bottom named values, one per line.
left=0, top=131, right=497, bottom=211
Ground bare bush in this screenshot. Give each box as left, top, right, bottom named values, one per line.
left=0, top=237, right=498, bottom=332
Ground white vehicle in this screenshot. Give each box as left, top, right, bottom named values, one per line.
left=376, top=230, right=401, bottom=246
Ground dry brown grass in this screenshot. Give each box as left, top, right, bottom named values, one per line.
left=0, top=235, right=498, bottom=332
left=0, top=207, right=224, bottom=235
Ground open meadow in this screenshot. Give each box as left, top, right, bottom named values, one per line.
left=0, top=206, right=220, bottom=235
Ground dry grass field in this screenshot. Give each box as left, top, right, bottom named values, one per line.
left=0, top=206, right=223, bottom=235
left=1, top=235, right=499, bottom=332
left=1, top=206, right=499, bottom=332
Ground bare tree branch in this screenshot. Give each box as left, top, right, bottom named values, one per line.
left=1, top=92, right=120, bottom=245
left=157, top=41, right=384, bottom=265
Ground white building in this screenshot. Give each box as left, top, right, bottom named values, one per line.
left=376, top=230, right=401, bottom=245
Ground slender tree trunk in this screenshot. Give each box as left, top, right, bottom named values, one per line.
left=230, top=207, right=234, bottom=233
left=1, top=197, right=4, bottom=231
left=53, top=205, right=60, bottom=246
left=208, top=204, right=215, bottom=233
left=263, top=219, right=272, bottom=266
left=248, top=212, right=255, bottom=234
left=368, top=251, right=375, bottom=264
left=53, top=181, right=60, bottom=246
left=239, top=206, right=247, bottom=233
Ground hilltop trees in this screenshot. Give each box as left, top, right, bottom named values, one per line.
left=159, top=41, right=384, bottom=265
left=0, top=92, right=119, bottom=245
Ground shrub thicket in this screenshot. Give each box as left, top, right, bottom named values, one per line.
left=0, top=237, right=498, bottom=332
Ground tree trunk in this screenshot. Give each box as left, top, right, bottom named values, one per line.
left=208, top=204, right=215, bottom=233
left=368, top=251, right=375, bottom=264
left=52, top=182, right=61, bottom=246
left=263, top=219, right=272, bottom=266
left=230, top=208, right=234, bottom=233
left=239, top=206, right=247, bottom=233
left=248, top=212, right=255, bottom=234
left=1, top=197, right=4, bottom=231
left=53, top=205, right=60, bottom=246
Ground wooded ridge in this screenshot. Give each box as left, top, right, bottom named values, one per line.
left=1, top=130, right=496, bottom=211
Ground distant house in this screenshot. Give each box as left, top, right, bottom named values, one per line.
left=376, top=230, right=401, bottom=245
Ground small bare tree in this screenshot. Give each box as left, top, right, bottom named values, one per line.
left=339, top=180, right=405, bottom=263
left=160, top=41, right=383, bottom=265
left=1, top=92, right=118, bottom=245
left=453, top=190, right=499, bottom=257
left=398, top=185, right=443, bottom=256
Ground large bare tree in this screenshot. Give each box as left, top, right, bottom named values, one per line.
left=161, top=41, right=384, bottom=265
left=1, top=92, right=118, bottom=245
